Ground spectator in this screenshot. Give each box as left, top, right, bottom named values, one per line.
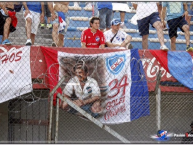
left=104, top=19, right=132, bottom=49
left=132, top=2, right=168, bottom=50
left=81, top=16, right=105, bottom=48
left=60, top=60, right=102, bottom=118
left=0, top=2, right=18, bottom=45
left=161, top=2, right=193, bottom=51
left=157, top=2, right=168, bottom=31
left=157, top=2, right=162, bottom=18
left=40, top=2, right=52, bottom=29
left=23, top=2, right=44, bottom=46
left=181, top=121, right=193, bottom=144
left=97, top=2, right=113, bottom=32
left=185, top=2, right=193, bottom=27
left=113, top=2, right=128, bottom=29
left=48, top=2, right=69, bottom=47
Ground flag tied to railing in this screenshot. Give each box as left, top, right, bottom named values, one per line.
left=150, top=50, right=193, bottom=90
left=0, top=46, right=32, bottom=103
left=41, top=46, right=150, bottom=124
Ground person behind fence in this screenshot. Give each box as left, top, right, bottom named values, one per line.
left=181, top=121, right=193, bottom=144
left=48, top=2, right=69, bottom=47
left=23, top=2, right=44, bottom=46
left=157, top=2, right=168, bottom=31
left=40, top=2, right=52, bottom=29
left=132, top=2, right=168, bottom=50
left=185, top=2, right=193, bottom=28
left=97, top=2, right=113, bottom=32
left=104, top=19, right=132, bottom=49
left=60, top=60, right=103, bottom=118
left=161, top=2, right=193, bottom=51
left=0, top=2, right=19, bottom=45
left=81, top=16, right=105, bottom=48
left=113, top=2, right=128, bottom=29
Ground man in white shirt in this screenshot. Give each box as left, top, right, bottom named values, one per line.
left=61, top=60, right=102, bottom=118
left=104, top=19, right=132, bottom=49
left=132, top=2, right=168, bottom=50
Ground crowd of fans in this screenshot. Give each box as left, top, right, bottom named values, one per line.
left=0, top=2, right=193, bottom=51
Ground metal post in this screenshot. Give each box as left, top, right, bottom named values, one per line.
left=55, top=96, right=60, bottom=143
left=48, top=76, right=65, bottom=143
left=154, top=70, right=161, bottom=94
left=92, top=2, right=94, bottom=16
left=156, top=88, right=161, bottom=130
left=155, top=70, right=162, bottom=131
left=57, top=93, right=130, bottom=143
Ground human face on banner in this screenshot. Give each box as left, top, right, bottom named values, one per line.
left=75, top=68, right=87, bottom=82
left=91, top=20, right=100, bottom=30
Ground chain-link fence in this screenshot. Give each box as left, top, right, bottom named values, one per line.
left=0, top=1, right=193, bottom=144
left=1, top=1, right=193, bottom=50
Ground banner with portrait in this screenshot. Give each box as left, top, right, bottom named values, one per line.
left=41, top=46, right=150, bottom=124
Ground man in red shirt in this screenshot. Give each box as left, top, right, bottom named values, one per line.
left=81, top=17, right=105, bottom=48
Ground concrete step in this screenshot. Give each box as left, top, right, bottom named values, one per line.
left=9, top=27, right=52, bottom=39
left=8, top=37, right=52, bottom=45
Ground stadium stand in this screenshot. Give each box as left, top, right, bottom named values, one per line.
left=1, top=2, right=193, bottom=50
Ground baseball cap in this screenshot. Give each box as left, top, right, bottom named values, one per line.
left=111, top=19, right=122, bottom=26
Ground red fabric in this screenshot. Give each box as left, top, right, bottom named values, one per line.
left=58, top=16, right=63, bottom=23
left=188, top=52, right=193, bottom=57
left=40, top=46, right=62, bottom=106
left=8, top=11, right=17, bottom=28
left=81, top=28, right=105, bottom=48
left=149, top=50, right=169, bottom=73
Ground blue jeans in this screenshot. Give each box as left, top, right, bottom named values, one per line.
left=98, top=8, right=113, bottom=29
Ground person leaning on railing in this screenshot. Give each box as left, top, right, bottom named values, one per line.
left=60, top=60, right=103, bottom=118
left=104, top=19, right=132, bottom=49
left=81, top=16, right=105, bottom=49
left=132, top=2, right=169, bottom=50
left=23, top=2, right=45, bottom=46
left=161, top=2, right=193, bottom=51
left=0, top=2, right=18, bottom=45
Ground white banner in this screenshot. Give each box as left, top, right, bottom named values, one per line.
left=0, top=46, right=32, bottom=103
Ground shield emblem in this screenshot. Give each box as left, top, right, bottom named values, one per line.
left=106, top=54, right=126, bottom=75
left=86, top=86, right=92, bottom=94
left=95, top=36, right=100, bottom=42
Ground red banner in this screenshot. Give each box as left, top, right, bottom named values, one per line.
left=1, top=45, right=191, bottom=93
